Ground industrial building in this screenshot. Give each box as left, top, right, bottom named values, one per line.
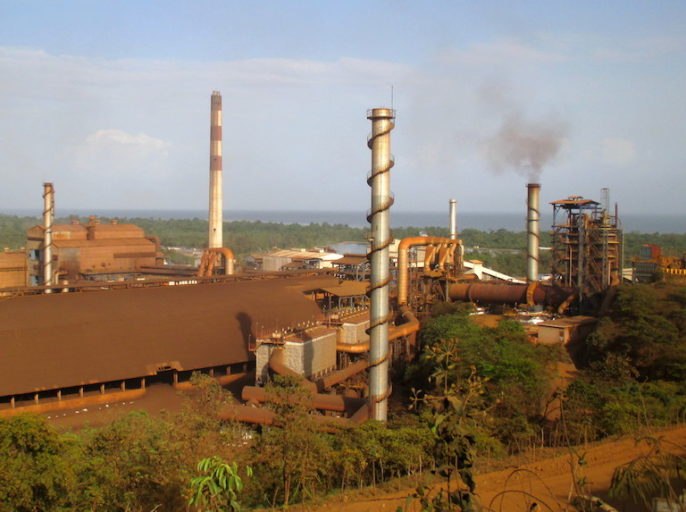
left=0, top=92, right=625, bottom=426
left=25, top=217, right=162, bottom=284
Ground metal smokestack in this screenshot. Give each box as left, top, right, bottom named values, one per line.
left=42, top=182, right=54, bottom=289
left=208, top=91, right=223, bottom=249
left=366, top=107, right=395, bottom=422
left=526, top=183, right=541, bottom=283
left=449, top=199, right=457, bottom=240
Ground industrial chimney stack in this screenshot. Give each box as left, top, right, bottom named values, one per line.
left=366, top=107, right=395, bottom=422
left=526, top=183, right=541, bottom=283
left=449, top=199, right=457, bottom=240
left=42, top=182, right=54, bottom=289
left=208, top=91, right=223, bottom=249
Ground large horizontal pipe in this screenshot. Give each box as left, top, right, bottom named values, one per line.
left=318, top=360, right=368, bottom=390
left=242, top=385, right=365, bottom=414
left=218, top=404, right=361, bottom=433
left=448, top=282, right=574, bottom=308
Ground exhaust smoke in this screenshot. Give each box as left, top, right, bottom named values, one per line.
left=483, top=112, right=566, bottom=182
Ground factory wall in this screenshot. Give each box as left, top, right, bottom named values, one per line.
left=0, top=250, right=27, bottom=288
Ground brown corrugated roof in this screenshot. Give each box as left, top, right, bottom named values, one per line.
left=53, top=238, right=156, bottom=249
left=320, top=280, right=369, bottom=297
left=333, top=255, right=367, bottom=265
left=550, top=198, right=599, bottom=206
left=0, top=276, right=326, bottom=396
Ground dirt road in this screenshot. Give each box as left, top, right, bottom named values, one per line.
left=297, top=425, right=686, bottom=512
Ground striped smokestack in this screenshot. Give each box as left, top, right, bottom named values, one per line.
left=208, top=91, right=223, bottom=249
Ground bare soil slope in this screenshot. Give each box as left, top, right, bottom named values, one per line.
left=296, top=425, right=686, bottom=512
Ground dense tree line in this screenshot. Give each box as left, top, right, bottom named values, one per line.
left=2, top=214, right=684, bottom=277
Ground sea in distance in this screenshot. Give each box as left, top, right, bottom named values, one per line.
left=1, top=209, right=684, bottom=234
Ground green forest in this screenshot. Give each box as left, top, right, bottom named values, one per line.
left=2, top=283, right=686, bottom=511
left=2, top=214, right=685, bottom=277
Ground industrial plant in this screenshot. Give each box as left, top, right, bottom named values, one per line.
left=0, top=92, right=639, bottom=427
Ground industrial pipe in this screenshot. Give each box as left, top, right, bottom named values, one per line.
left=367, top=107, right=395, bottom=421
left=208, top=91, right=223, bottom=249
left=318, top=360, right=368, bottom=389
left=397, top=237, right=459, bottom=305
left=449, top=199, right=457, bottom=240
left=42, top=183, right=54, bottom=289
left=209, top=247, right=234, bottom=275
left=218, top=403, right=364, bottom=433
left=449, top=282, right=574, bottom=308
left=527, top=183, right=541, bottom=283
left=242, top=386, right=366, bottom=413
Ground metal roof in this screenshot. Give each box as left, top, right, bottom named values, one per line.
left=256, top=249, right=344, bottom=261
left=332, top=255, right=367, bottom=265
left=0, top=276, right=329, bottom=397
left=52, top=238, right=156, bottom=249
left=320, top=280, right=369, bottom=297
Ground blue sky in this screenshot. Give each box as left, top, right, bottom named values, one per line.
left=1, top=1, right=685, bottom=215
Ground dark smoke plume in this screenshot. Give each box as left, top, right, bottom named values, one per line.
left=483, top=113, right=566, bottom=182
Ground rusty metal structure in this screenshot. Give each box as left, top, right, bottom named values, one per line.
left=208, top=91, right=223, bottom=249
left=632, top=244, right=686, bottom=284
left=366, top=107, right=395, bottom=421
left=550, top=195, right=623, bottom=308
left=397, top=236, right=461, bottom=308
left=25, top=217, right=163, bottom=284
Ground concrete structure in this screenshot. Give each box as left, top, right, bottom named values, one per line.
left=367, top=107, right=395, bottom=421
left=526, top=183, right=541, bottom=283
left=208, top=91, right=223, bottom=249
left=255, top=327, right=337, bottom=383
left=254, top=248, right=343, bottom=272
left=337, top=310, right=370, bottom=346
left=537, top=316, right=597, bottom=345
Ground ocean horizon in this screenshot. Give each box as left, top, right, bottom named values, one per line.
left=1, top=208, right=684, bottom=234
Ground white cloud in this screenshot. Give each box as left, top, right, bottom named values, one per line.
left=601, top=137, right=637, bottom=167
left=66, top=129, right=170, bottom=176
left=84, top=129, right=169, bottom=153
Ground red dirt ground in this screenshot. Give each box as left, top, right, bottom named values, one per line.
left=289, top=425, right=686, bottom=512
